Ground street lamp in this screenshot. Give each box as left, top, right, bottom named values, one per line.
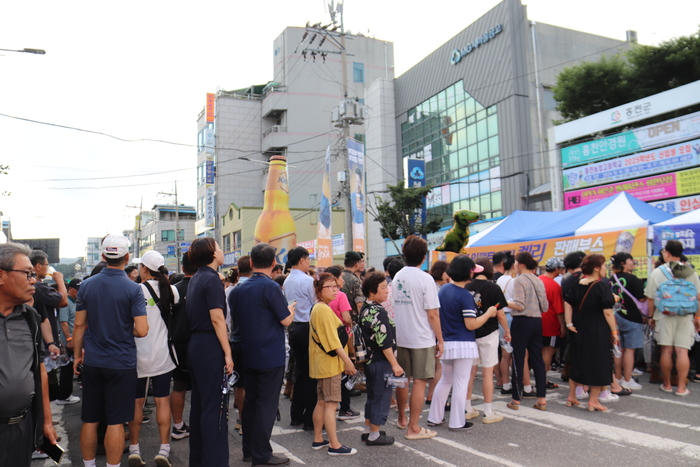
left=0, top=48, right=46, bottom=55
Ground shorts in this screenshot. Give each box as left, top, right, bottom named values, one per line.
left=81, top=365, right=137, bottom=425
left=542, top=336, right=558, bottom=348
left=655, top=315, right=695, bottom=350
left=230, top=341, right=246, bottom=388
left=172, top=367, right=191, bottom=392
left=397, top=346, right=436, bottom=380
left=317, top=373, right=342, bottom=402
left=472, top=330, right=499, bottom=368
left=136, top=372, right=172, bottom=399
left=499, top=312, right=513, bottom=340
left=615, top=314, right=644, bottom=349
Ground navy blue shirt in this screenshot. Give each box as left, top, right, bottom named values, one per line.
left=228, top=272, right=290, bottom=370
left=438, top=283, right=477, bottom=342
left=76, top=268, right=147, bottom=369
left=185, top=266, right=226, bottom=332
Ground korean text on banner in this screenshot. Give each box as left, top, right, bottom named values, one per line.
left=562, top=139, right=700, bottom=191
left=316, top=143, right=333, bottom=267
left=347, top=138, right=365, bottom=252
left=206, top=93, right=215, bottom=123
left=407, top=158, right=427, bottom=231
left=654, top=225, right=700, bottom=256
left=431, top=229, right=647, bottom=267
left=560, top=110, right=700, bottom=168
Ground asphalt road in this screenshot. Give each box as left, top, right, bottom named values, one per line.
left=40, top=370, right=700, bottom=467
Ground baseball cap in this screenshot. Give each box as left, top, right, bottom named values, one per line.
left=101, top=235, right=130, bottom=259
left=345, top=251, right=365, bottom=262
left=67, top=278, right=82, bottom=290
left=545, top=257, right=565, bottom=272
left=133, top=250, right=165, bottom=271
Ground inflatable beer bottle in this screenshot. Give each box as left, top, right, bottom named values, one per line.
left=254, top=155, right=297, bottom=264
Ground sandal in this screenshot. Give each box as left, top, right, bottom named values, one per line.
left=587, top=404, right=609, bottom=412
left=506, top=401, right=519, bottom=411
left=405, top=427, right=437, bottom=440
left=533, top=403, right=547, bottom=411
left=395, top=419, right=408, bottom=429
left=675, top=388, right=691, bottom=396
left=565, top=399, right=580, bottom=407
left=611, top=388, right=632, bottom=396
left=659, top=384, right=674, bottom=393
left=545, top=381, right=559, bottom=389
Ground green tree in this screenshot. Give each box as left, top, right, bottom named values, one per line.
left=553, top=28, right=700, bottom=122
left=366, top=182, right=442, bottom=241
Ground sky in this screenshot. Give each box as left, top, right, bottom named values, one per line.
left=1, top=0, right=698, bottom=258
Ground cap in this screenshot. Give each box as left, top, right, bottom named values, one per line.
left=345, top=251, right=365, bottom=262
left=545, top=257, right=565, bottom=271
left=133, top=250, right=165, bottom=271
left=101, top=235, right=130, bottom=259
left=472, top=264, right=484, bottom=273
left=67, top=278, right=82, bottom=290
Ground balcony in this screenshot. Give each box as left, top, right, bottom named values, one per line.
left=262, top=85, right=288, bottom=119
left=262, top=125, right=288, bottom=155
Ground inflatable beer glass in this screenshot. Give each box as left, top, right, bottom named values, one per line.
left=254, top=155, right=297, bottom=264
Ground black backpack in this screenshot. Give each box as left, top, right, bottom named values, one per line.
left=144, top=281, right=190, bottom=371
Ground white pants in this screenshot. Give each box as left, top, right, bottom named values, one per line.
left=427, top=357, right=474, bottom=429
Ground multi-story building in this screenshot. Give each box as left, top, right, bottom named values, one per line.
left=197, top=0, right=638, bottom=267
left=195, top=27, right=394, bottom=265
left=138, top=204, right=196, bottom=271
left=85, top=237, right=101, bottom=273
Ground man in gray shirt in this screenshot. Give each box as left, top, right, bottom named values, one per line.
left=0, top=242, right=57, bottom=467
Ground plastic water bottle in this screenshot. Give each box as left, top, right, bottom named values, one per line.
left=223, top=371, right=240, bottom=394
left=612, top=343, right=622, bottom=358
left=384, top=374, right=409, bottom=388
left=695, top=332, right=700, bottom=342
left=500, top=338, right=513, bottom=354
left=345, top=370, right=366, bottom=390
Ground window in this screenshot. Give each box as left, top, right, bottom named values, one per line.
left=232, top=230, right=242, bottom=250
left=197, top=162, right=206, bottom=186
left=161, top=230, right=183, bottom=242
left=353, top=62, right=364, bottom=83
left=223, top=234, right=231, bottom=252
left=197, top=197, right=205, bottom=219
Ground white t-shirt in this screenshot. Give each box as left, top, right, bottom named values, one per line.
left=497, top=274, right=516, bottom=313
left=136, top=280, right=179, bottom=377
left=392, top=266, right=440, bottom=349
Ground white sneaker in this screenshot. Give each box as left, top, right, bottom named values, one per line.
left=599, top=393, right=620, bottom=403
left=631, top=368, right=643, bottom=376
left=55, top=395, right=81, bottom=405
left=482, top=412, right=504, bottom=424
left=32, top=450, right=49, bottom=459
left=621, top=379, right=643, bottom=390
left=465, top=409, right=480, bottom=420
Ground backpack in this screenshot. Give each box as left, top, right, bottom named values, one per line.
left=143, top=281, right=184, bottom=368
left=655, top=265, right=698, bottom=316
left=351, top=322, right=368, bottom=363
left=169, top=279, right=191, bottom=371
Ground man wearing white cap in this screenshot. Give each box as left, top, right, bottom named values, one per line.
left=73, top=235, right=149, bottom=467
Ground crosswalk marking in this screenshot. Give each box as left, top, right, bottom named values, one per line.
left=491, top=401, right=700, bottom=460
left=630, top=393, right=700, bottom=408
left=433, top=436, right=528, bottom=467
left=393, top=441, right=459, bottom=466
left=270, top=440, right=306, bottom=464
left=616, top=411, right=700, bottom=432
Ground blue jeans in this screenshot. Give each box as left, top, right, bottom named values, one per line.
left=364, top=359, right=393, bottom=426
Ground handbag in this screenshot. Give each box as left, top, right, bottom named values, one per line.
left=612, top=273, right=649, bottom=317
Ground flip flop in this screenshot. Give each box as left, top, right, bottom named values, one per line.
left=659, top=384, right=674, bottom=393
left=611, top=388, right=632, bottom=396
left=405, top=427, right=437, bottom=440
left=675, top=388, right=691, bottom=396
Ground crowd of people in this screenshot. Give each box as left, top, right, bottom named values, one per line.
left=1, top=234, right=699, bottom=467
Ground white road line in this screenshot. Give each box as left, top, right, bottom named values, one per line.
left=616, top=412, right=700, bottom=432
left=270, top=440, right=306, bottom=465
left=492, top=401, right=700, bottom=460
left=630, top=393, right=700, bottom=408
left=433, top=437, right=528, bottom=467
left=393, top=441, right=459, bottom=466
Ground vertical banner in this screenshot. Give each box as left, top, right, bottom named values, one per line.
left=407, top=158, right=427, bottom=234
left=316, top=142, right=333, bottom=267
left=206, top=93, right=215, bottom=123
left=347, top=138, right=366, bottom=253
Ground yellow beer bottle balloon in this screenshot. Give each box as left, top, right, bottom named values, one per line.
left=254, top=155, right=297, bottom=264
